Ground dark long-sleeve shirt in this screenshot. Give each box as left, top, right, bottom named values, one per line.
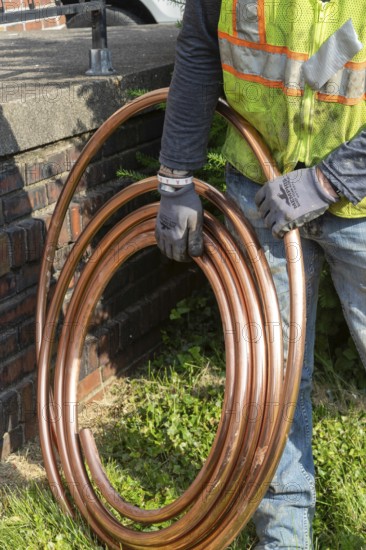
left=159, top=0, right=222, bottom=171
left=159, top=0, right=366, bottom=205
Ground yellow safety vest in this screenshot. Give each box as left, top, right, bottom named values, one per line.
left=219, top=0, right=366, bottom=217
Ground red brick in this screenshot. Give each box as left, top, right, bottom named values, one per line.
left=121, top=303, right=142, bottom=344
left=0, top=289, right=37, bottom=328
left=23, top=161, right=43, bottom=186
left=82, top=161, right=120, bottom=190
left=102, top=124, right=136, bottom=158
left=3, top=193, right=32, bottom=222
left=19, top=318, right=37, bottom=348
left=24, top=156, right=66, bottom=186
left=78, top=194, right=102, bottom=226
left=18, top=218, right=45, bottom=261
left=100, top=362, right=117, bottom=383
left=0, top=355, right=22, bottom=390
left=0, top=231, right=11, bottom=276
left=41, top=210, right=70, bottom=248
left=53, top=242, right=73, bottom=272
left=46, top=178, right=64, bottom=205
left=66, top=147, right=80, bottom=168
left=76, top=187, right=115, bottom=227
left=4, top=23, right=25, bottom=32
left=28, top=0, right=52, bottom=7
left=19, top=378, right=36, bottom=424
left=0, top=426, right=24, bottom=460
left=27, top=185, right=48, bottom=211
left=0, top=163, right=24, bottom=195
left=44, top=149, right=67, bottom=172
left=38, top=211, right=51, bottom=231
left=42, top=16, right=66, bottom=29
left=0, top=400, right=4, bottom=437
left=116, top=311, right=129, bottom=350
left=24, top=417, right=38, bottom=441
left=1, top=389, right=19, bottom=432
left=16, top=261, right=40, bottom=292
left=23, top=345, right=36, bottom=375
left=0, top=272, right=16, bottom=301
left=0, top=328, right=18, bottom=360
left=39, top=210, right=56, bottom=230
left=82, top=386, right=106, bottom=403
left=0, top=346, right=36, bottom=389
left=24, top=20, right=43, bottom=31
left=77, top=368, right=102, bottom=402
left=83, top=335, right=99, bottom=376
left=7, top=225, right=27, bottom=268
left=97, top=322, right=120, bottom=364
left=59, top=214, right=72, bottom=246
left=66, top=141, right=89, bottom=170
left=69, top=201, right=82, bottom=241
left=95, top=329, right=109, bottom=367
left=2, top=0, right=24, bottom=8
left=145, top=289, right=162, bottom=327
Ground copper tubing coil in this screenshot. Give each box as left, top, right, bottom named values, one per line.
left=36, top=88, right=306, bottom=549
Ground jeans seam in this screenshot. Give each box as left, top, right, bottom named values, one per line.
left=299, top=392, right=311, bottom=442
left=298, top=393, right=316, bottom=509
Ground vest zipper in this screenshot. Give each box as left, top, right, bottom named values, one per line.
left=297, top=0, right=328, bottom=165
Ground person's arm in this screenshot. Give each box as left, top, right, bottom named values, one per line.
left=255, top=129, right=366, bottom=238
left=156, top=0, right=223, bottom=262
left=319, top=128, right=366, bottom=205
left=159, top=0, right=223, bottom=171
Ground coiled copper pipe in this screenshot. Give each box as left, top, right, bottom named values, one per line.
left=36, top=88, right=306, bottom=549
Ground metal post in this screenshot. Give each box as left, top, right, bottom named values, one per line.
left=86, top=0, right=116, bottom=76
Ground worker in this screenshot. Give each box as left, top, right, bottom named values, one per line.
left=155, top=0, right=366, bottom=548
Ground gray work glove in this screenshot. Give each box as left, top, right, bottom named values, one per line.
left=155, top=181, right=203, bottom=262
left=255, top=167, right=339, bottom=238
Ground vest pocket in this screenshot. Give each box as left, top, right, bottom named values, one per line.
left=236, top=0, right=260, bottom=42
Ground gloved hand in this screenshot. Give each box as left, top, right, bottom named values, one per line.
left=155, top=168, right=203, bottom=262
left=254, top=166, right=340, bottom=238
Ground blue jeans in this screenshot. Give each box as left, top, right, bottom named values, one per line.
left=225, top=166, right=366, bottom=550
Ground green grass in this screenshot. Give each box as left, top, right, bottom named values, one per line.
left=312, top=406, right=366, bottom=550
left=1, top=288, right=365, bottom=549
left=0, top=484, right=103, bottom=550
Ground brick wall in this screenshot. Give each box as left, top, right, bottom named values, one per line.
left=0, top=105, right=202, bottom=459
left=0, top=0, right=66, bottom=32
left=0, top=23, right=184, bottom=459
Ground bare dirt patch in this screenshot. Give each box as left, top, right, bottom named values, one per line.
left=0, top=377, right=126, bottom=493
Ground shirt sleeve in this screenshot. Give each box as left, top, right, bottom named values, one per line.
left=319, top=128, right=366, bottom=205
left=159, top=0, right=223, bottom=171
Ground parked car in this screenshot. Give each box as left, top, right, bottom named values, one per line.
left=131, top=0, right=183, bottom=23
left=66, top=0, right=183, bottom=28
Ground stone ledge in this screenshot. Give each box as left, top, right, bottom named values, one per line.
left=0, top=25, right=178, bottom=156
